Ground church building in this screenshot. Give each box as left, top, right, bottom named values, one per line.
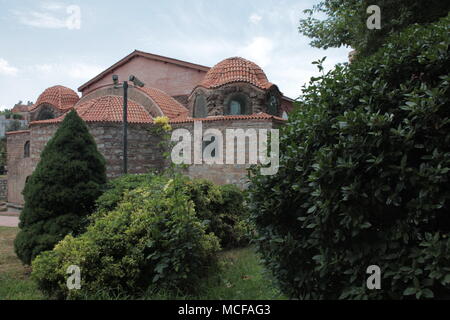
left=6, top=50, right=293, bottom=208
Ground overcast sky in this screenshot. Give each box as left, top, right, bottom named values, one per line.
left=0, top=0, right=350, bottom=109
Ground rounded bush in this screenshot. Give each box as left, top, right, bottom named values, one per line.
left=95, top=174, right=251, bottom=249
left=31, top=176, right=220, bottom=299
left=248, top=15, right=450, bottom=299
left=180, top=179, right=251, bottom=248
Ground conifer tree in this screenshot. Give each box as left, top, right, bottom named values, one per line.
left=15, top=110, right=106, bottom=264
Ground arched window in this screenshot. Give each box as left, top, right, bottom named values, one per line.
left=24, top=141, right=30, bottom=158
left=36, top=106, right=55, bottom=121
left=193, top=94, right=207, bottom=118
left=225, top=94, right=248, bottom=115
left=267, top=95, right=279, bottom=116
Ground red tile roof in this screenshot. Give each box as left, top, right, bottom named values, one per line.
left=5, top=130, right=30, bottom=135
left=30, top=85, right=79, bottom=111
left=198, top=57, right=274, bottom=90
left=169, top=112, right=286, bottom=124
left=11, top=105, right=29, bottom=113
left=30, top=96, right=152, bottom=125
left=138, top=87, right=188, bottom=119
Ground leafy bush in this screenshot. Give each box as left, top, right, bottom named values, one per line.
left=96, top=174, right=251, bottom=248
left=178, top=179, right=251, bottom=248
left=248, top=15, right=450, bottom=299
left=94, top=173, right=155, bottom=214
left=15, top=110, right=106, bottom=265
left=31, top=176, right=220, bottom=299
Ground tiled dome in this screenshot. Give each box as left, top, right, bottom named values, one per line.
left=199, top=57, right=273, bottom=90
left=32, top=96, right=153, bottom=124
left=138, top=87, right=188, bottom=119
left=31, top=85, right=79, bottom=111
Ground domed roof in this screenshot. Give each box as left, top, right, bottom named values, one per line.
left=31, top=85, right=79, bottom=111
left=199, top=57, right=273, bottom=90
left=138, top=87, right=188, bottom=119
left=31, top=96, right=153, bottom=124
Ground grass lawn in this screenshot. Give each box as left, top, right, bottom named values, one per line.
left=0, top=226, right=286, bottom=300
left=0, top=226, right=44, bottom=300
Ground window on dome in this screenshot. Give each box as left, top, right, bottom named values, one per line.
left=193, top=94, right=207, bottom=118
left=36, top=107, right=55, bottom=121
left=225, top=94, right=248, bottom=115
left=229, top=100, right=242, bottom=115
left=267, top=94, right=279, bottom=116
left=24, top=141, right=30, bottom=158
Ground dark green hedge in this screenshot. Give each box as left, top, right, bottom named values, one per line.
left=248, top=14, right=450, bottom=299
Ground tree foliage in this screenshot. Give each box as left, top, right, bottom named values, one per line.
left=14, top=110, right=106, bottom=265
left=249, top=14, right=450, bottom=299
left=299, top=0, right=450, bottom=57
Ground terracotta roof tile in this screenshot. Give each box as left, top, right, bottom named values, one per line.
left=11, top=105, right=29, bottom=113
left=30, top=85, right=79, bottom=111
left=5, top=130, right=30, bottom=135
left=169, top=112, right=286, bottom=124
left=198, top=57, right=273, bottom=90
left=138, top=87, right=188, bottom=119
left=30, top=96, right=152, bottom=125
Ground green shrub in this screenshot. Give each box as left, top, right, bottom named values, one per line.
left=94, top=173, right=156, bottom=215
left=179, top=180, right=251, bottom=249
left=96, top=174, right=250, bottom=248
left=31, top=176, right=220, bottom=299
left=15, top=110, right=106, bottom=265
left=248, top=15, right=450, bottom=299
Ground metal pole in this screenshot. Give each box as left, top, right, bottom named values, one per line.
left=123, top=81, right=128, bottom=174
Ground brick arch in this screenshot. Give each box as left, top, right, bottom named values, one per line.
left=76, top=84, right=164, bottom=118
left=29, top=103, right=64, bottom=122
left=188, top=82, right=269, bottom=117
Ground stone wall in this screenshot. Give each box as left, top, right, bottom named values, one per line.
left=0, top=177, right=7, bottom=200
left=7, top=122, right=166, bottom=206
left=6, top=130, right=33, bottom=205
left=172, top=118, right=283, bottom=188
left=188, top=83, right=283, bottom=118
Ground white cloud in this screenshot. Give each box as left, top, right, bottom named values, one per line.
left=0, top=58, right=18, bottom=76
left=238, top=37, right=274, bottom=68
left=14, top=3, right=81, bottom=30
left=249, top=13, right=262, bottom=24
left=31, top=63, right=103, bottom=80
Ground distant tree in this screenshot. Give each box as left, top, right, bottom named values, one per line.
left=298, top=0, right=450, bottom=57
left=12, top=114, right=24, bottom=120
left=14, top=110, right=107, bottom=264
